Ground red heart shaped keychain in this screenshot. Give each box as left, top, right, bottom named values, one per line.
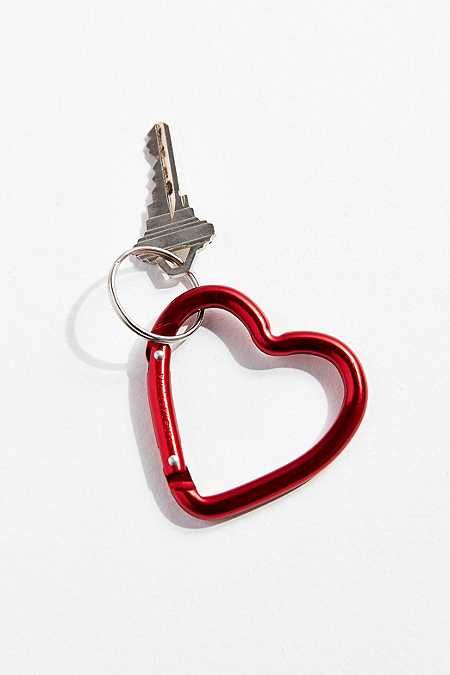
left=147, top=285, right=367, bottom=520
left=109, top=122, right=367, bottom=521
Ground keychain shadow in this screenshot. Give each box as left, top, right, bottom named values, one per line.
left=65, top=272, right=211, bottom=528
left=66, top=277, right=344, bottom=530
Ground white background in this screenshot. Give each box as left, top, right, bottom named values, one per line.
left=1, top=2, right=449, bottom=673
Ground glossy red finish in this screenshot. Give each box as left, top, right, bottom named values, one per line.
left=147, top=286, right=367, bottom=520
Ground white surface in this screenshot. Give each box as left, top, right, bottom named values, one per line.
left=1, top=2, right=449, bottom=673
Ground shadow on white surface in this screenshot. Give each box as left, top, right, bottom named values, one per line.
left=66, top=277, right=344, bottom=529
left=66, top=275, right=127, bottom=371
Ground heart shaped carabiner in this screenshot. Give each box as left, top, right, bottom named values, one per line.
left=147, top=286, right=367, bottom=520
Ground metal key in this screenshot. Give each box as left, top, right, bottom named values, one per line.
left=135, top=122, right=214, bottom=276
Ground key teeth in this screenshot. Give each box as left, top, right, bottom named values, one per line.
left=145, top=140, right=168, bottom=218
left=145, top=126, right=159, bottom=157
left=145, top=123, right=182, bottom=218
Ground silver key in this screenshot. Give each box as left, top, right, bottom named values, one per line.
left=135, top=122, right=214, bottom=276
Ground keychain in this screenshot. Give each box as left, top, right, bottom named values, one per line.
left=108, top=122, right=368, bottom=520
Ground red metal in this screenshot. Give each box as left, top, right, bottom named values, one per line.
left=147, top=285, right=367, bottom=520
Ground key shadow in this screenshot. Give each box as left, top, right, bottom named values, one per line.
left=66, top=277, right=344, bottom=530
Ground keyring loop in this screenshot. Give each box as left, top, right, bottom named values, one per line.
left=108, top=246, right=204, bottom=344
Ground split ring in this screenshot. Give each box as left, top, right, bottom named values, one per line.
left=108, top=246, right=204, bottom=344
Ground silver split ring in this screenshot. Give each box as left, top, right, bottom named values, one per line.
left=108, top=246, right=203, bottom=344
